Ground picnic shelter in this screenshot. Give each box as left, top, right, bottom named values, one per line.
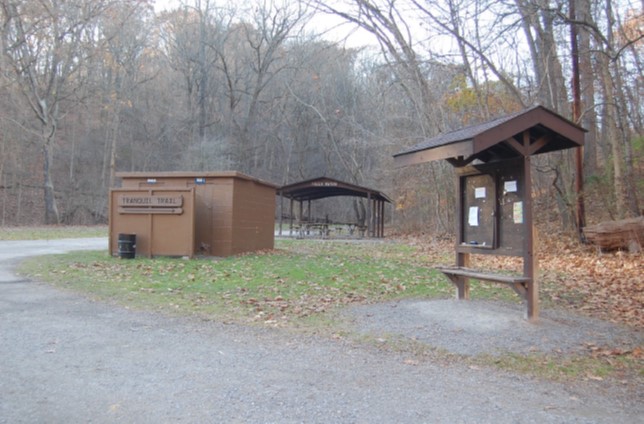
left=277, top=177, right=392, bottom=238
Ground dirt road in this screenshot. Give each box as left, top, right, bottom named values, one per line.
left=0, top=239, right=641, bottom=423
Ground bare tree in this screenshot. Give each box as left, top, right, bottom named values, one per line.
left=0, top=0, right=129, bottom=224
left=215, top=0, right=309, bottom=173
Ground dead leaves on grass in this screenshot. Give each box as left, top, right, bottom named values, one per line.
left=60, top=234, right=641, bottom=329
left=238, top=281, right=369, bottom=326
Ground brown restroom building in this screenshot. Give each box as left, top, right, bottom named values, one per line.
left=109, top=172, right=277, bottom=258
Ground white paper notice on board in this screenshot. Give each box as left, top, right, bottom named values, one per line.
left=474, top=187, right=486, bottom=199
left=468, top=206, right=479, bottom=226
left=513, top=201, right=524, bottom=223
left=504, top=180, right=518, bottom=193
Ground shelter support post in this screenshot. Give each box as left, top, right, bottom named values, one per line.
left=379, top=199, right=383, bottom=237
left=307, top=200, right=311, bottom=223
left=289, top=198, right=294, bottom=235
left=367, top=193, right=372, bottom=237
left=279, top=192, right=283, bottom=236
left=371, top=197, right=376, bottom=237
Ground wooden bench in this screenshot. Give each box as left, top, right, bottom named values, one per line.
left=436, top=266, right=531, bottom=301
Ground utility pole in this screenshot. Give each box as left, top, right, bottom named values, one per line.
left=570, top=0, right=586, bottom=241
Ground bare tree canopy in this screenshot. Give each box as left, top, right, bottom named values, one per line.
left=1, top=0, right=641, bottom=230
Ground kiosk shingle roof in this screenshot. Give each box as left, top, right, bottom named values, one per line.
left=394, top=106, right=585, bottom=166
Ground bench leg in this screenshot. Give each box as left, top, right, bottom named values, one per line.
left=455, top=277, right=470, bottom=300
left=510, top=283, right=527, bottom=300
left=444, top=274, right=470, bottom=300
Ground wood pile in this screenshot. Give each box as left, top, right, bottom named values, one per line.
left=583, top=216, right=644, bottom=252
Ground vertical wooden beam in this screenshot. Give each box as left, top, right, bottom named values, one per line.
left=367, top=192, right=372, bottom=237
left=380, top=200, right=383, bottom=237
left=380, top=200, right=385, bottom=237
left=455, top=252, right=471, bottom=299
left=374, top=199, right=379, bottom=237
left=289, top=198, right=293, bottom=235
left=454, top=175, right=470, bottom=299
left=523, top=155, right=539, bottom=320
left=278, top=191, right=283, bottom=236
left=373, top=199, right=377, bottom=238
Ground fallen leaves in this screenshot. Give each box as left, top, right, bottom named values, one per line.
left=583, top=342, right=643, bottom=359
left=538, top=238, right=643, bottom=328
left=398, top=232, right=643, bottom=328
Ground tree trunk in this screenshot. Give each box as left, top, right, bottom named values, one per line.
left=353, top=198, right=366, bottom=226
left=539, top=0, right=568, bottom=111
left=611, top=61, right=641, bottom=216
left=599, top=0, right=638, bottom=218
left=42, top=136, right=60, bottom=224
left=599, top=60, right=628, bottom=219
left=576, top=0, right=597, bottom=175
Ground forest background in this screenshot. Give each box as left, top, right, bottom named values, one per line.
left=0, top=0, right=642, bottom=235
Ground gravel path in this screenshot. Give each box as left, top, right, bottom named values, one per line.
left=1, top=239, right=642, bottom=423
left=344, top=299, right=642, bottom=357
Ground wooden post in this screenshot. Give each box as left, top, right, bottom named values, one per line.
left=523, top=155, right=539, bottom=320
left=278, top=191, right=283, bottom=236
left=367, top=192, right=372, bottom=237
left=380, top=200, right=385, bottom=237
left=455, top=175, right=470, bottom=299
left=289, top=198, right=293, bottom=235
left=372, top=198, right=377, bottom=237
left=456, top=252, right=471, bottom=299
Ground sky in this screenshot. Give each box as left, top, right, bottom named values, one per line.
left=151, top=0, right=377, bottom=48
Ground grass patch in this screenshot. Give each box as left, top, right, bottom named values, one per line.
left=17, top=239, right=453, bottom=327
left=0, top=225, right=107, bottom=240
left=474, top=350, right=643, bottom=384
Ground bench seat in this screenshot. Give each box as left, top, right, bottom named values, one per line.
left=436, top=266, right=532, bottom=302
left=435, top=266, right=530, bottom=284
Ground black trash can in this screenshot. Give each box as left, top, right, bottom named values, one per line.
left=117, top=233, right=136, bottom=259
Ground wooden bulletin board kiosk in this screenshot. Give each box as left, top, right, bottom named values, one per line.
left=394, top=106, right=585, bottom=320
left=110, top=172, right=277, bottom=258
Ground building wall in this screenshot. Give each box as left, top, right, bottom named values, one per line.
left=109, top=188, right=196, bottom=257
left=231, top=178, right=276, bottom=255
left=112, top=172, right=276, bottom=257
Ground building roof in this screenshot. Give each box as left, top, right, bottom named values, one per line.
left=278, top=177, right=392, bottom=203
left=115, top=171, right=279, bottom=188
left=393, top=105, right=585, bottom=167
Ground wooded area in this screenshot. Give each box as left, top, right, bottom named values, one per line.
left=1, top=0, right=642, bottom=234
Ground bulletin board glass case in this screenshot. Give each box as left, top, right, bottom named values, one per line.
left=461, top=173, right=497, bottom=248
left=458, top=159, right=526, bottom=257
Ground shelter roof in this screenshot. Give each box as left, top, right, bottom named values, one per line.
left=393, top=105, right=585, bottom=167
left=278, top=177, right=392, bottom=203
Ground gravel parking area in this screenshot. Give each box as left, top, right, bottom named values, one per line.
left=1, top=239, right=642, bottom=423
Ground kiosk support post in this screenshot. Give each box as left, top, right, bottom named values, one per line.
left=523, top=155, right=539, bottom=321
left=455, top=252, right=471, bottom=299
